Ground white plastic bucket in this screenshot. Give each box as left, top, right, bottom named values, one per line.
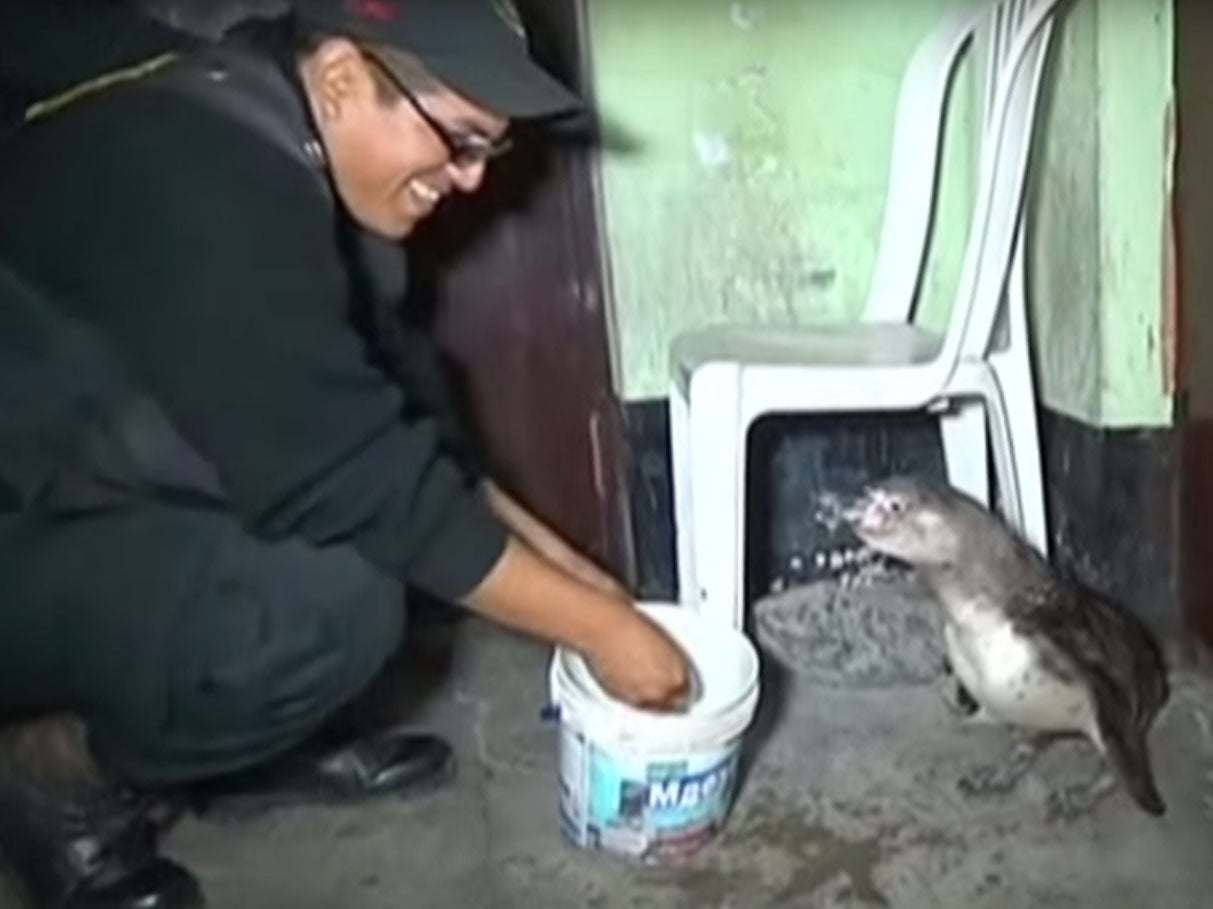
left=546, top=603, right=761, bottom=863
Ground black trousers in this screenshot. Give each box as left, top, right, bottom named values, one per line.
left=0, top=498, right=405, bottom=788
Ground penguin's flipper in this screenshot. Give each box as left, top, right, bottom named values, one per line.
left=1008, top=580, right=1169, bottom=731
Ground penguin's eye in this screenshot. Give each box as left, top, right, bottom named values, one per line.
left=888, top=498, right=905, bottom=514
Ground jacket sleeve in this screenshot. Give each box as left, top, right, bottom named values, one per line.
left=9, top=90, right=506, bottom=601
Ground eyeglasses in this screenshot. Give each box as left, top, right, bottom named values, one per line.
left=399, top=81, right=513, bottom=167
left=363, top=52, right=513, bottom=168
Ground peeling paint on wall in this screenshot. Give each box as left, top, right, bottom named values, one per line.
left=692, top=130, right=733, bottom=169
left=729, top=2, right=765, bottom=32
left=1027, top=0, right=1102, bottom=424
left=1162, top=97, right=1178, bottom=400
left=1093, top=0, right=1174, bottom=427
left=1030, top=0, right=1175, bottom=428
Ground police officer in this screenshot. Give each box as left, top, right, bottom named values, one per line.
left=0, top=2, right=691, bottom=906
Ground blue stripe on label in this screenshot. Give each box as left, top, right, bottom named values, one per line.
left=585, top=749, right=738, bottom=839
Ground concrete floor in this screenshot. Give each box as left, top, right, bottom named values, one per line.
left=168, top=587, right=1213, bottom=909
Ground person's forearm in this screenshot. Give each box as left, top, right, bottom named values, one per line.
left=463, top=534, right=693, bottom=711
left=481, top=480, right=628, bottom=597
left=460, top=535, right=628, bottom=652
left=482, top=480, right=550, bottom=545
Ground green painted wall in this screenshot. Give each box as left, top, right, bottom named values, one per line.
left=1027, top=0, right=1175, bottom=426
left=1093, top=0, right=1174, bottom=426
left=588, top=0, right=1176, bottom=429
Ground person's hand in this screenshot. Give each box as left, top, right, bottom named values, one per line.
left=584, top=607, right=695, bottom=712
left=462, top=537, right=692, bottom=712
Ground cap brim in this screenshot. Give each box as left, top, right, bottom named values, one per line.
left=378, top=44, right=583, bottom=121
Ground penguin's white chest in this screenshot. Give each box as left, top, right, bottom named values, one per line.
left=944, top=607, right=1092, bottom=733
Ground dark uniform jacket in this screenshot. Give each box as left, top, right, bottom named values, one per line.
left=0, top=4, right=506, bottom=603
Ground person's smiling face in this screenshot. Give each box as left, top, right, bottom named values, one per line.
left=300, top=38, right=511, bottom=239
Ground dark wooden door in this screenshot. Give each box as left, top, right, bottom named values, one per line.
left=401, top=1, right=633, bottom=581
left=1176, top=0, right=1213, bottom=652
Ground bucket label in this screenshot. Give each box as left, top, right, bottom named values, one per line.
left=558, top=728, right=740, bottom=862
left=646, top=762, right=732, bottom=811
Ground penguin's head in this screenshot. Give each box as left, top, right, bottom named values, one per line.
left=845, top=475, right=964, bottom=566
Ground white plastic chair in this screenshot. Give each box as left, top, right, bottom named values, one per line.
left=669, top=0, right=1063, bottom=629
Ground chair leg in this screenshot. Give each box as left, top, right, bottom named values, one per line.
left=669, top=380, right=697, bottom=609
left=687, top=362, right=747, bottom=629
left=990, top=358, right=1047, bottom=555
left=981, top=375, right=1027, bottom=539
left=939, top=399, right=991, bottom=508
left=988, top=225, right=1049, bottom=555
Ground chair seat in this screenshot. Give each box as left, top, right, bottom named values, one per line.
left=671, top=322, right=944, bottom=377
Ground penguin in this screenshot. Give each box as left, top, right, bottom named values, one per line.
left=844, top=474, right=1170, bottom=818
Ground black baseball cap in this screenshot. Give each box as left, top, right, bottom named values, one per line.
left=291, top=0, right=583, bottom=119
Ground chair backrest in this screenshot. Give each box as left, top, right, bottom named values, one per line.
left=863, top=0, right=1066, bottom=370
left=862, top=1, right=989, bottom=322
left=944, top=0, right=1062, bottom=368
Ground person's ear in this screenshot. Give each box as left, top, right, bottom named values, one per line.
left=305, top=37, right=375, bottom=124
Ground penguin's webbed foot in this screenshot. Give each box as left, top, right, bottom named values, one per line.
left=958, top=741, right=1040, bottom=798
left=1045, top=772, right=1117, bottom=823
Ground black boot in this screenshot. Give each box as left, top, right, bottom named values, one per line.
left=0, top=716, right=203, bottom=909
left=190, top=729, right=455, bottom=820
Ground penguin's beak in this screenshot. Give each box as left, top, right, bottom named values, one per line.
left=845, top=488, right=896, bottom=537
left=842, top=490, right=874, bottom=529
